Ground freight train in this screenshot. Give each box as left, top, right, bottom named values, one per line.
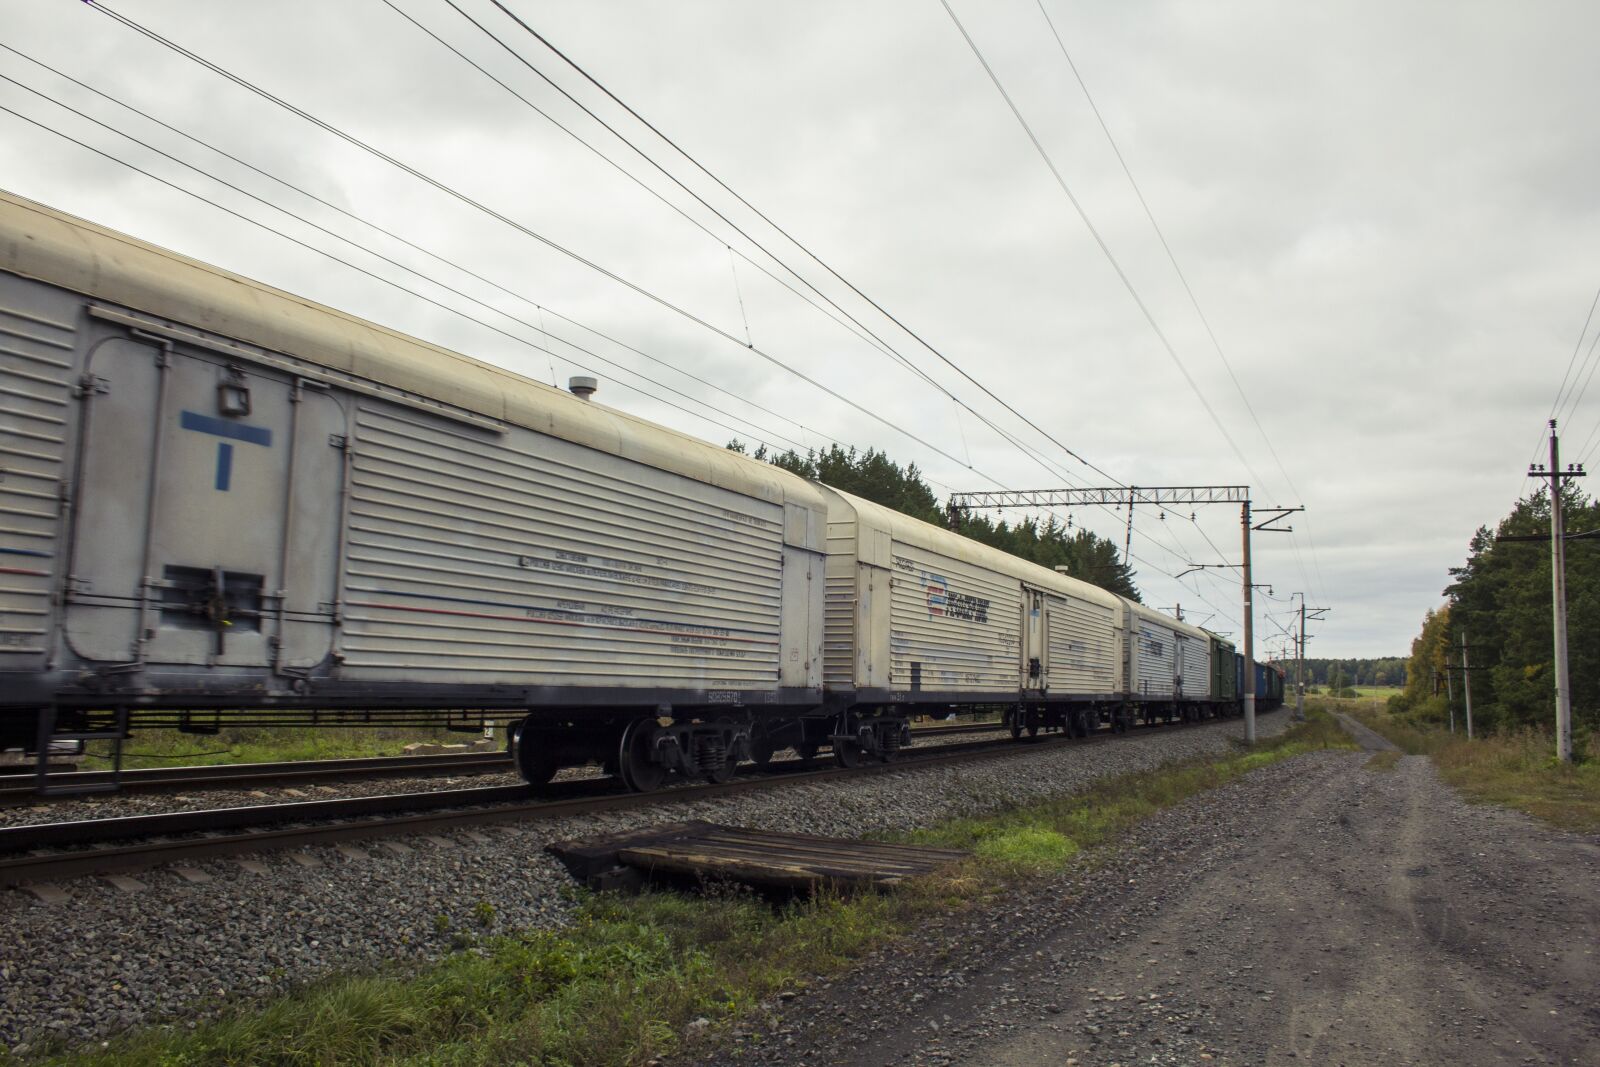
left=0, top=191, right=1283, bottom=791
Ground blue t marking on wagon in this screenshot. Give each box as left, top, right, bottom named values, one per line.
left=179, top=410, right=272, bottom=492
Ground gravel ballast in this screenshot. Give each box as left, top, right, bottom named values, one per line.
left=0, top=727, right=1010, bottom=830
left=0, top=712, right=1285, bottom=1054
left=692, top=720, right=1600, bottom=1067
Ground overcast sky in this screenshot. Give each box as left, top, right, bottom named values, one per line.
left=5, top=0, right=1598, bottom=658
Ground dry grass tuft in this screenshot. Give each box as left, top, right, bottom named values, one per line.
left=1345, top=705, right=1600, bottom=833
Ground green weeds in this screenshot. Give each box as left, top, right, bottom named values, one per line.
left=21, top=713, right=1352, bottom=1067
left=1345, top=703, right=1600, bottom=831
left=76, top=725, right=494, bottom=770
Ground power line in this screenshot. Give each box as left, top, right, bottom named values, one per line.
left=71, top=2, right=1229, bottom=595
left=0, top=40, right=830, bottom=451
left=0, top=94, right=806, bottom=457
left=473, top=0, right=1195, bottom=504
left=373, top=0, right=930, bottom=389
left=61, top=1, right=1255, bottom=610
left=1556, top=328, right=1600, bottom=461
left=80, top=0, right=999, bottom=481
left=0, top=69, right=809, bottom=454
left=937, top=0, right=1261, bottom=491
left=429, top=0, right=1237, bottom=581
left=1551, top=282, right=1600, bottom=420
left=1032, top=0, right=1327, bottom=609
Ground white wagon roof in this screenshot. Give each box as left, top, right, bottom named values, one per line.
left=1123, top=598, right=1213, bottom=643
left=819, top=485, right=1126, bottom=612
left=0, top=189, right=823, bottom=516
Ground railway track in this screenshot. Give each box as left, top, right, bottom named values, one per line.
left=0, top=716, right=1222, bottom=888
left=0, top=721, right=1006, bottom=805
left=0, top=750, right=513, bottom=804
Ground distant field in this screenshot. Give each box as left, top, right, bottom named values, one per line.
left=1315, top=685, right=1401, bottom=700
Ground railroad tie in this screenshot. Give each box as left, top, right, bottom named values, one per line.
left=22, top=883, right=69, bottom=905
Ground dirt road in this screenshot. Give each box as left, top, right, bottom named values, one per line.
left=700, top=721, right=1599, bottom=1066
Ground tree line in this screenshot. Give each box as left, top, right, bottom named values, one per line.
left=726, top=441, right=1142, bottom=601
left=1296, top=657, right=1408, bottom=689
left=1392, top=485, right=1600, bottom=737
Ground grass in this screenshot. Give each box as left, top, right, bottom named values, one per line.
left=903, top=708, right=1356, bottom=868
left=69, top=725, right=498, bottom=770
left=12, top=712, right=1355, bottom=1067
left=1345, top=703, right=1600, bottom=832
left=1364, top=750, right=1402, bottom=772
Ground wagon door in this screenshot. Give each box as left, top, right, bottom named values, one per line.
left=1021, top=586, right=1046, bottom=692
left=65, top=325, right=344, bottom=672
left=1173, top=633, right=1187, bottom=700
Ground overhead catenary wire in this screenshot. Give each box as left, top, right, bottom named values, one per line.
left=67, top=2, right=1233, bottom=589
left=933, top=0, right=1301, bottom=611
left=0, top=95, right=807, bottom=458
left=79, top=1, right=1006, bottom=484
left=373, top=0, right=931, bottom=387
left=1033, top=0, right=1330, bottom=607
left=936, top=0, right=1262, bottom=493
left=55, top=3, right=1252, bottom=614
left=440, top=0, right=1242, bottom=579
left=470, top=0, right=1215, bottom=510
left=0, top=41, right=831, bottom=452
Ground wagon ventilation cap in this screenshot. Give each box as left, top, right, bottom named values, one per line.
left=567, top=375, right=598, bottom=399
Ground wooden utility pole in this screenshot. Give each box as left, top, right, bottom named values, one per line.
left=1527, top=419, right=1585, bottom=763
left=1445, top=657, right=1456, bottom=734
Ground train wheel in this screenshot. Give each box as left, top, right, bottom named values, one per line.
left=617, top=718, right=666, bottom=792
left=512, top=721, right=558, bottom=789
left=832, top=715, right=864, bottom=768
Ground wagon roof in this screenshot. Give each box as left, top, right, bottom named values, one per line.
left=1123, top=598, right=1212, bottom=641
left=818, top=485, right=1127, bottom=611
left=0, top=189, right=824, bottom=515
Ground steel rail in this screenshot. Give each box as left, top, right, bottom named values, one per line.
left=0, top=750, right=513, bottom=803
left=0, top=724, right=1005, bottom=804
left=0, top=715, right=1243, bottom=887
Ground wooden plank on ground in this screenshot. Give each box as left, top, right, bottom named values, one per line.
left=547, top=821, right=969, bottom=893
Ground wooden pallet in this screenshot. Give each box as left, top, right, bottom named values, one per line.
left=547, top=820, right=969, bottom=893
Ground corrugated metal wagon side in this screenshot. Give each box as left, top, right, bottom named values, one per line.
left=0, top=190, right=828, bottom=789
left=817, top=487, right=1126, bottom=750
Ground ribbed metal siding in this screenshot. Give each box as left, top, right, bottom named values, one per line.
left=1134, top=620, right=1177, bottom=698
left=340, top=405, right=784, bottom=688
left=822, top=519, right=857, bottom=688
left=0, top=302, right=73, bottom=661
left=889, top=544, right=1020, bottom=692
left=1181, top=636, right=1211, bottom=699
left=1044, top=593, right=1116, bottom=694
